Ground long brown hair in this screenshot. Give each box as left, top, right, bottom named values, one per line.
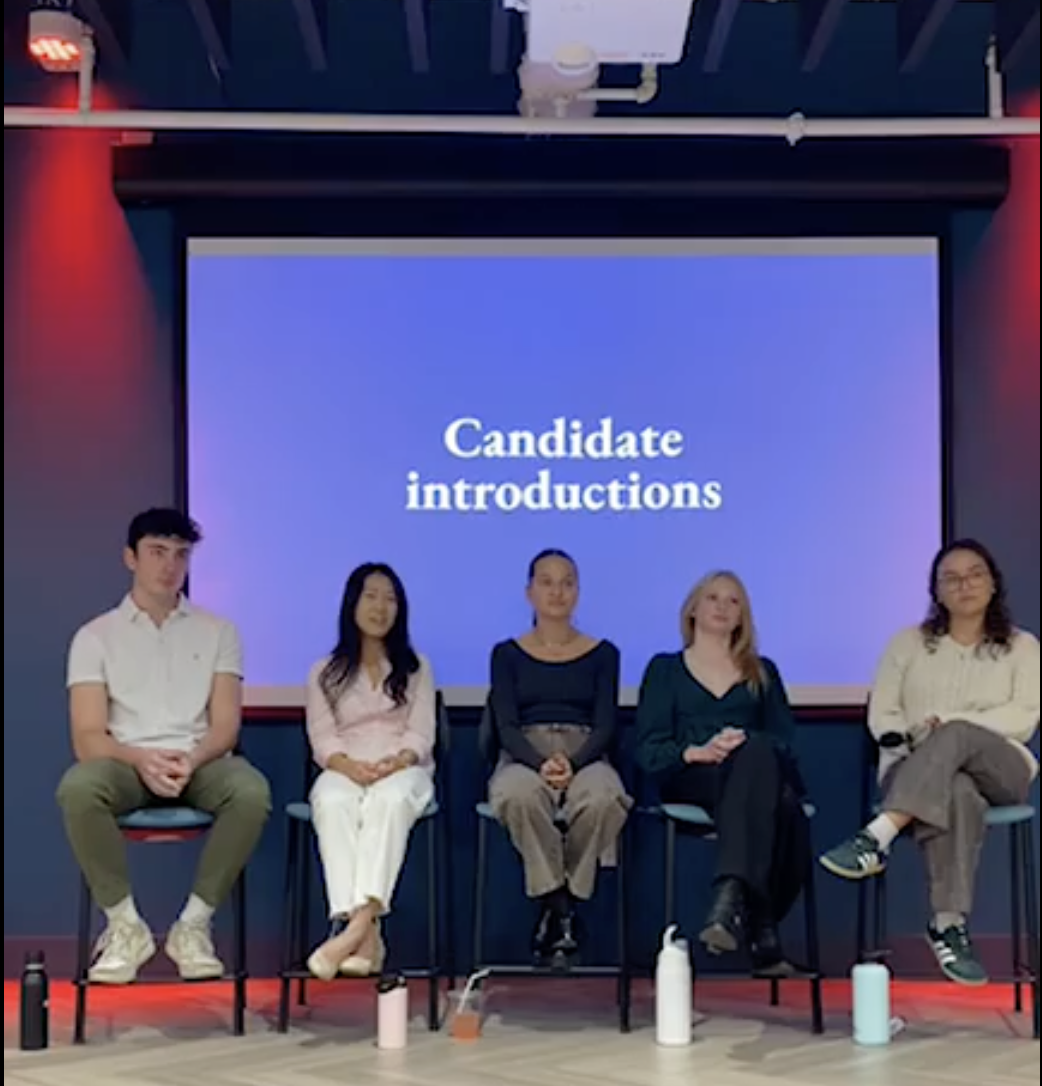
left=921, top=539, right=1014, bottom=655
left=680, top=571, right=767, bottom=690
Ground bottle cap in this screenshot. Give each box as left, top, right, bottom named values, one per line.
left=661, top=924, right=688, bottom=950
left=376, top=973, right=407, bottom=993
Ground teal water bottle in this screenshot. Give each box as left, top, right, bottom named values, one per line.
left=852, top=960, right=891, bottom=1046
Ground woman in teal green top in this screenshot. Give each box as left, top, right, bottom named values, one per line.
left=636, top=571, right=809, bottom=974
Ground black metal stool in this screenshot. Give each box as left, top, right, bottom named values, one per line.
left=73, top=806, right=247, bottom=1044
left=276, top=695, right=452, bottom=1031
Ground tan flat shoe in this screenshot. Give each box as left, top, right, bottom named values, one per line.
left=307, top=946, right=340, bottom=981
left=340, top=921, right=385, bottom=976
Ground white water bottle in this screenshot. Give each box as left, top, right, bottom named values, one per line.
left=376, top=974, right=409, bottom=1049
left=655, top=925, right=692, bottom=1046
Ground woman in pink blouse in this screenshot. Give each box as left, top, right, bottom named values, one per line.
left=304, top=562, right=436, bottom=979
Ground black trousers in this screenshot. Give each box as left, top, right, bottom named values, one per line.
left=659, top=734, right=810, bottom=923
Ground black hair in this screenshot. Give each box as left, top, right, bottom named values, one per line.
left=319, top=562, right=420, bottom=708
left=922, top=538, right=1014, bottom=654
left=527, top=548, right=576, bottom=582
left=126, top=508, right=202, bottom=551
left=526, top=548, right=578, bottom=626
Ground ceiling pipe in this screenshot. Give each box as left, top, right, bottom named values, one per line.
left=577, top=64, right=659, bottom=105
left=517, top=55, right=599, bottom=119
left=78, top=33, right=95, bottom=113
left=985, top=36, right=1004, bottom=120
left=3, top=106, right=1039, bottom=141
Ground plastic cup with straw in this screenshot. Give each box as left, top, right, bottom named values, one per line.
left=450, top=969, right=490, bottom=1041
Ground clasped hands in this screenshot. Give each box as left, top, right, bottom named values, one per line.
left=914, top=716, right=943, bottom=742
left=332, top=750, right=418, bottom=787
left=683, top=727, right=747, bottom=766
left=134, top=748, right=196, bottom=798
left=539, top=753, right=574, bottom=790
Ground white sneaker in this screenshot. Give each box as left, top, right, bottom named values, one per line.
left=88, top=919, right=156, bottom=984
left=165, top=920, right=225, bottom=980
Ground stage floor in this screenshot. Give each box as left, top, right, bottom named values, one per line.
left=4, top=978, right=1037, bottom=1085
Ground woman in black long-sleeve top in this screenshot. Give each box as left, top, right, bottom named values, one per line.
left=488, top=549, right=631, bottom=965
left=636, top=570, right=808, bottom=973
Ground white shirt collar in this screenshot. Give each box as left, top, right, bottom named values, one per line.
left=118, top=593, right=192, bottom=625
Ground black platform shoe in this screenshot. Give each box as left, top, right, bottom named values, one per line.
left=544, top=912, right=579, bottom=971
left=532, top=906, right=558, bottom=962
left=748, top=904, right=802, bottom=976
left=700, top=878, right=746, bottom=955
left=750, top=919, right=792, bottom=974
left=553, top=913, right=580, bottom=954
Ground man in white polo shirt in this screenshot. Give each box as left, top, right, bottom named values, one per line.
left=56, top=508, right=271, bottom=984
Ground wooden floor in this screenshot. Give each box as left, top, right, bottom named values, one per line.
left=4, top=978, right=1037, bottom=1085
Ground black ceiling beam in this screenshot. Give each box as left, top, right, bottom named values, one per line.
left=403, top=0, right=431, bottom=73
left=897, top=0, right=959, bottom=72
left=186, top=0, right=231, bottom=73
left=77, top=0, right=131, bottom=71
left=799, top=0, right=849, bottom=72
left=289, top=0, right=327, bottom=70
left=996, top=0, right=1040, bottom=70
left=697, top=0, right=743, bottom=72
left=112, top=137, right=1010, bottom=211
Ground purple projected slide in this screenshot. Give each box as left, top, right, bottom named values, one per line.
left=186, top=239, right=941, bottom=703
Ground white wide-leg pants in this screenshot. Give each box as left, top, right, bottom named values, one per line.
left=309, top=766, right=434, bottom=918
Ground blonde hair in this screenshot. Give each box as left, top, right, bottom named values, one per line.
left=680, top=571, right=766, bottom=691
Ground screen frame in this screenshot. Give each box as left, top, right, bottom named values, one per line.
left=174, top=227, right=954, bottom=714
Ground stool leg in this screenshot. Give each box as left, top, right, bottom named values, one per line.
left=426, top=815, right=439, bottom=1031
left=872, top=870, right=888, bottom=955
left=1011, top=824, right=1024, bottom=1014
left=804, top=862, right=824, bottom=1035
left=73, top=873, right=92, bottom=1045
left=855, top=878, right=867, bottom=964
left=277, top=815, right=300, bottom=1033
left=617, top=828, right=630, bottom=1033
left=296, top=820, right=310, bottom=1007
left=1021, top=819, right=1038, bottom=1040
left=664, top=819, right=677, bottom=927
left=473, top=816, right=488, bottom=970
left=663, top=819, right=686, bottom=1021
left=231, top=872, right=246, bottom=1036
left=441, top=803, right=456, bottom=992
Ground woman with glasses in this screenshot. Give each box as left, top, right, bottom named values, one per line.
left=820, top=539, right=1039, bottom=986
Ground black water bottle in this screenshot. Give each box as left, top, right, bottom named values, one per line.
left=19, top=951, right=49, bottom=1050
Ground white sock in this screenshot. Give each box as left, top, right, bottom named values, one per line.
left=178, top=894, right=215, bottom=927
left=865, top=814, right=901, bottom=852
left=933, top=912, right=965, bottom=933
left=104, top=897, right=141, bottom=927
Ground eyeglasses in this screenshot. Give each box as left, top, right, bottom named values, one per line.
left=937, top=569, right=990, bottom=591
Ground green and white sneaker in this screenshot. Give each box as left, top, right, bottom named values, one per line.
left=927, top=923, right=988, bottom=987
left=819, top=831, right=888, bottom=880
